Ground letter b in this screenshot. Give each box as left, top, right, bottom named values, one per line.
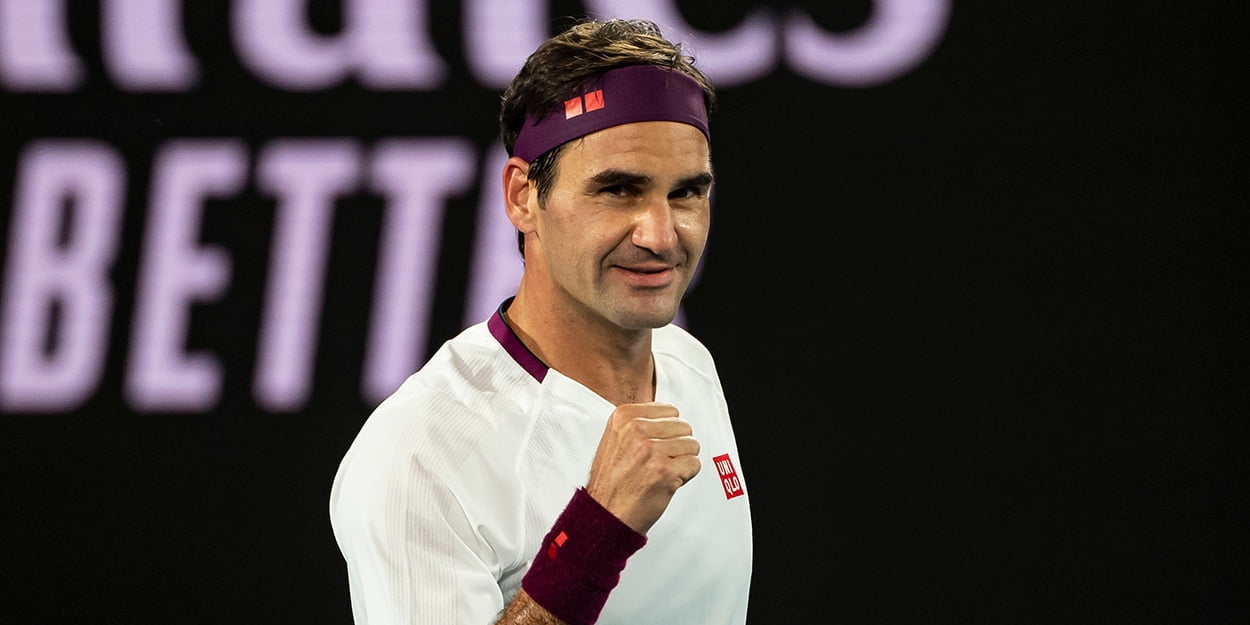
left=1, top=142, right=125, bottom=411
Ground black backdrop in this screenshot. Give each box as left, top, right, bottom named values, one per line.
left=1, top=2, right=1240, bottom=624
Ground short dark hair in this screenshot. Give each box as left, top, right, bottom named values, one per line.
left=498, top=18, right=716, bottom=255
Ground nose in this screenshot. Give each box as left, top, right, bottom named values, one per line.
left=631, top=198, right=679, bottom=255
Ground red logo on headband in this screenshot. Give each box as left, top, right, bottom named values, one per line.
left=584, top=89, right=605, bottom=112
left=564, top=89, right=605, bottom=119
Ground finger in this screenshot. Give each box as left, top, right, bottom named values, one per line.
left=613, top=402, right=679, bottom=422
left=645, top=453, right=701, bottom=493
left=673, top=455, right=702, bottom=486
left=648, top=436, right=700, bottom=459
left=627, top=417, right=693, bottom=439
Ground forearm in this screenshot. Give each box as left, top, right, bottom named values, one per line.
left=491, top=488, right=646, bottom=625
left=495, top=589, right=567, bottom=625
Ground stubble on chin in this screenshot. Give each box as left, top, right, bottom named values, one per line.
left=603, top=290, right=686, bottom=330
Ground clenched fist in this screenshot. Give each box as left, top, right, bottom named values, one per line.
left=585, top=402, right=701, bottom=535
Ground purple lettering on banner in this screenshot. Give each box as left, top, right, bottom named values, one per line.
left=125, top=141, right=246, bottom=412
left=585, top=0, right=777, bottom=87
left=362, top=139, right=475, bottom=403
left=784, top=0, right=952, bottom=87
left=232, top=0, right=446, bottom=91
left=1, top=0, right=950, bottom=92
left=0, top=1, right=953, bottom=413
left=463, top=0, right=548, bottom=88
left=0, top=0, right=83, bottom=90
left=102, top=0, right=199, bottom=90
left=254, top=140, right=363, bottom=412
left=1, top=142, right=125, bottom=411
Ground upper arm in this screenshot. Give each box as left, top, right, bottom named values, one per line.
left=330, top=418, right=507, bottom=624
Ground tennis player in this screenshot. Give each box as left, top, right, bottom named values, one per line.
left=330, top=18, right=752, bottom=624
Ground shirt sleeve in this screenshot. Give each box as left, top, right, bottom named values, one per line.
left=330, top=405, right=507, bottom=625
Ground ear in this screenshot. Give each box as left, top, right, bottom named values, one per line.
left=501, top=156, right=537, bottom=234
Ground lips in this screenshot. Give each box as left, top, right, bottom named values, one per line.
left=622, top=264, right=671, bottom=274
left=613, top=264, right=676, bottom=288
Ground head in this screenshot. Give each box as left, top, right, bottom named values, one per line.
left=499, top=18, right=717, bottom=254
left=498, top=18, right=718, bottom=330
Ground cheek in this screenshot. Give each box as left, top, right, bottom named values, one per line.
left=675, top=212, right=711, bottom=246
left=544, top=213, right=617, bottom=264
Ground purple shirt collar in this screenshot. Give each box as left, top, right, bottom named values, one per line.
left=487, top=298, right=549, bottom=382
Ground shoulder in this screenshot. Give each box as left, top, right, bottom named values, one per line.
left=331, top=321, right=536, bottom=530
left=342, top=322, right=533, bottom=474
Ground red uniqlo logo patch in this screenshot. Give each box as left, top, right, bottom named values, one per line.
left=583, top=89, right=605, bottom=111
left=713, top=453, right=744, bottom=499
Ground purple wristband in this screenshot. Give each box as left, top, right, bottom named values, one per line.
left=521, top=488, right=647, bottom=625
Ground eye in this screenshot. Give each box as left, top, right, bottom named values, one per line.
left=669, top=186, right=706, bottom=201
left=600, top=184, right=639, bottom=198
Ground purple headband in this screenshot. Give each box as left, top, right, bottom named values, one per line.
left=512, top=64, right=710, bottom=162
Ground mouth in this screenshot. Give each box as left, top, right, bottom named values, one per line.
left=612, top=264, right=677, bottom=288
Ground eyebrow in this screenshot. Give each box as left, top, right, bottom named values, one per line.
left=586, top=169, right=715, bottom=190
left=678, top=171, right=715, bottom=190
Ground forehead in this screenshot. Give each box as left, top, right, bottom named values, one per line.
left=556, top=121, right=711, bottom=181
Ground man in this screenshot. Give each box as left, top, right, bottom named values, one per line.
left=330, top=18, right=752, bottom=625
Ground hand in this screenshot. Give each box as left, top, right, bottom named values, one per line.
left=585, top=402, right=701, bottom=535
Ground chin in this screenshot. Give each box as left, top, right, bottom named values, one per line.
left=612, top=307, right=678, bottom=330
left=596, top=289, right=683, bottom=329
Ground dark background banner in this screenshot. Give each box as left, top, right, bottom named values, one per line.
left=1, top=2, right=1239, bottom=623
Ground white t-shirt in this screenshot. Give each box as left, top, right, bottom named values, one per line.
left=330, top=304, right=753, bottom=624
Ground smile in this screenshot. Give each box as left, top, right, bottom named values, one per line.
left=613, top=265, right=676, bottom=288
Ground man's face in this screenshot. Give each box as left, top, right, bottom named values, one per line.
left=531, top=120, right=713, bottom=331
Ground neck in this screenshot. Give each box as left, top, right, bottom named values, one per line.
left=504, top=292, right=656, bottom=406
